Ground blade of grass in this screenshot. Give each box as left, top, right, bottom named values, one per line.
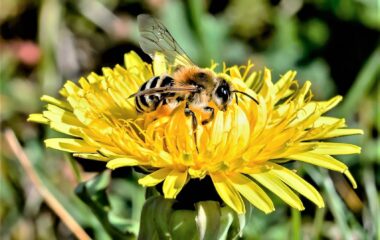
left=322, top=173, right=350, bottom=239
left=291, top=208, right=301, bottom=240
left=38, top=0, right=62, bottom=95
left=65, top=154, right=82, bottom=182
left=363, top=167, right=379, bottom=239
left=312, top=207, right=326, bottom=240
left=4, top=129, right=91, bottom=240
left=187, top=0, right=210, bottom=66
left=304, top=166, right=351, bottom=239
left=337, top=46, right=380, bottom=117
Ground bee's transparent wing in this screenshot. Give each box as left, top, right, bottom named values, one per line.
left=128, top=86, right=197, bottom=98
left=137, top=14, right=195, bottom=67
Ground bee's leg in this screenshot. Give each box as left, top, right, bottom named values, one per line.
left=201, top=106, right=214, bottom=125
left=235, top=93, right=239, bottom=105
left=184, top=102, right=199, bottom=152
left=184, top=103, right=198, bottom=129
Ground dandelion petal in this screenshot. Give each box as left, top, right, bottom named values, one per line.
left=106, top=157, right=141, bottom=169
left=211, top=173, right=245, bottom=214
left=44, top=138, right=97, bottom=153
left=138, top=168, right=172, bottom=187
left=163, top=170, right=188, bottom=198
left=228, top=173, right=274, bottom=214
left=251, top=172, right=304, bottom=210
left=269, top=163, right=324, bottom=207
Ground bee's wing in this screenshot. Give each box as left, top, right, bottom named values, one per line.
left=137, top=14, right=195, bottom=67
left=129, top=86, right=197, bottom=98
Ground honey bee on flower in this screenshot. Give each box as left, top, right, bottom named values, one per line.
left=131, top=14, right=258, bottom=132
left=28, top=14, right=363, bottom=216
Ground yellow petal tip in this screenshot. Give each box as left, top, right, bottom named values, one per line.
left=344, top=170, right=357, bottom=189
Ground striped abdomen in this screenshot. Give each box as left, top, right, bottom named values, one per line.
left=135, top=75, right=174, bottom=113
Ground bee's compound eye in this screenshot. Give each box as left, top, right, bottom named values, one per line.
left=216, top=85, right=229, bottom=102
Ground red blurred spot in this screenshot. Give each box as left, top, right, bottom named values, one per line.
left=0, top=40, right=41, bottom=66
left=14, top=41, right=41, bottom=66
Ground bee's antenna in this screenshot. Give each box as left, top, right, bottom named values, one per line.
left=232, top=90, right=259, bottom=104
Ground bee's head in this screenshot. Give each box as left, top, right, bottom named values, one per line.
left=212, top=77, right=233, bottom=111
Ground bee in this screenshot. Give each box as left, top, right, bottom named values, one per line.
left=130, top=14, right=258, bottom=128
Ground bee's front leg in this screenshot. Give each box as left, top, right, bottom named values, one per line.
left=184, top=102, right=199, bottom=152
left=201, top=106, right=214, bottom=125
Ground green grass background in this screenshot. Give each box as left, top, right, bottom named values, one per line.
left=1, top=0, right=379, bottom=239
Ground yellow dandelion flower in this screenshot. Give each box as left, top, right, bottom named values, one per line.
left=28, top=51, right=363, bottom=214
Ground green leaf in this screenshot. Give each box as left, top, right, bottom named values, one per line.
left=218, top=207, right=235, bottom=240
left=154, top=197, right=175, bottom=239
left=195, top=201, right=221, bottom=240
left=65, top=154, right=82, bottom=182
left=169, top=210, right=197, bottom=240
left=75, top=171, right=135, bottom=239
left=138, top=196, right=162, bottom=240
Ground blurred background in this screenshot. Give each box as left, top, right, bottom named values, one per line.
left=1, top=0, right=379, bottom=239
